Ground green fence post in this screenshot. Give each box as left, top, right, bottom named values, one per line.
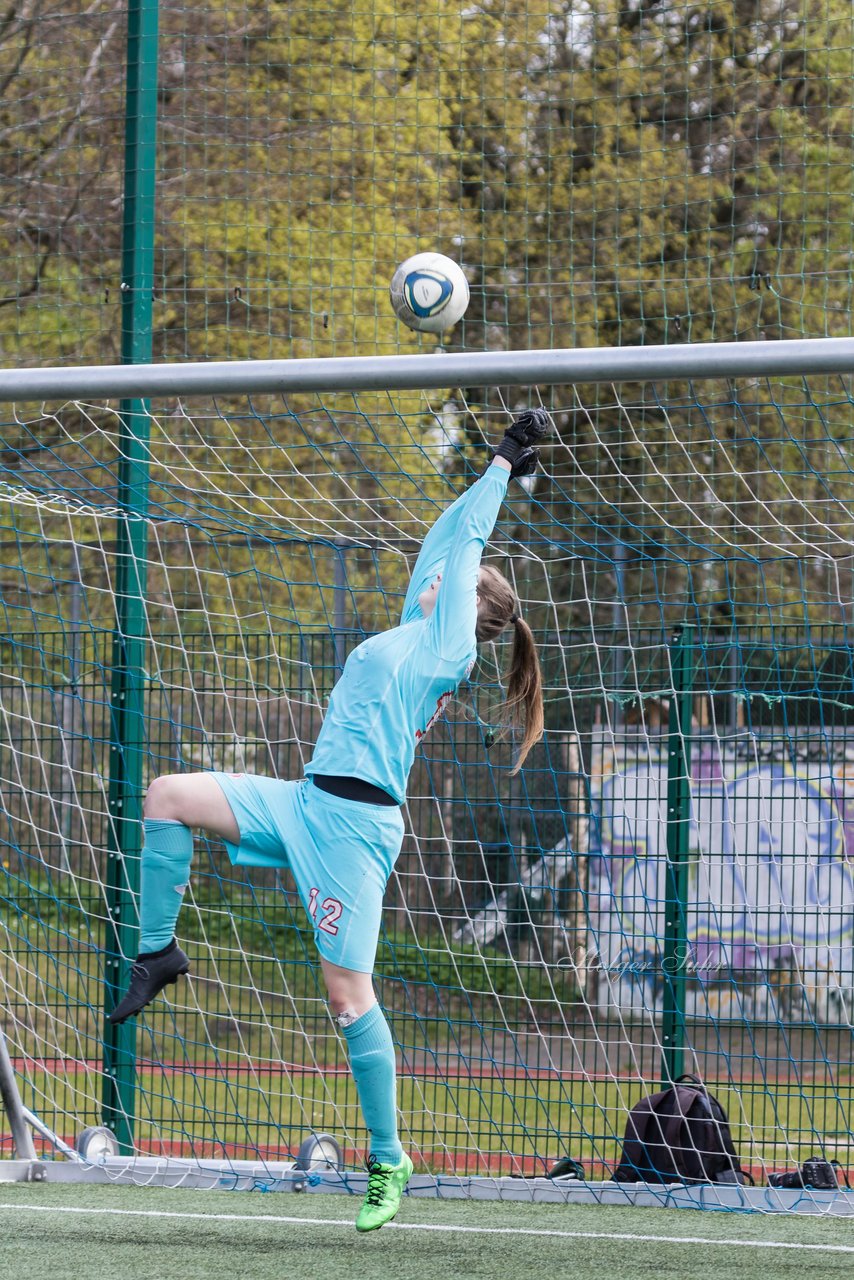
left=661, top=626, right=695, bottom=1086
left=101, top=0, right=160, bottom=1152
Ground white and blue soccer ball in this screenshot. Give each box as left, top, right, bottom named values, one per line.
left=389, top=252, right=470, bottom=333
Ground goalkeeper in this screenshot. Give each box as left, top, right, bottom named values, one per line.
left=109, top=410, right=549, bottom=1230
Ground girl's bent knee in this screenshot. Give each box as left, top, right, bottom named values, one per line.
left=143, top=774, right=182, bottom=821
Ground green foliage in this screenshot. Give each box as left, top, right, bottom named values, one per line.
left=468, top=0, right=854, bottom=349
left=1, top=4, right=854, bottom=629
left=2, top=0, right=852, bottom=367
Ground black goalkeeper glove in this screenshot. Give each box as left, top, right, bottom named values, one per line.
left=493, top=408, right=553, bottom=468
left=493, top=444, right=539, bottom=480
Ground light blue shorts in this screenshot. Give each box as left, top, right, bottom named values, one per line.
left=209, top=773, right=405, bottom=974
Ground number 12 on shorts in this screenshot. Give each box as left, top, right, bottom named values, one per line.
left=307, top=887, right=342, bottom=935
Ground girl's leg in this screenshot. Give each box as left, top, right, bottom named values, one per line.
left=320, top=957, right=403, bottom=1167
left=139, top=773, right=240, bottom=953
left=143, top=773, right=240, bottom=838
left=109, top=773, right=241, bottom=1024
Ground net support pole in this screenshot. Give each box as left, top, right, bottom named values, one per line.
left=101, top=0, right=159, bottom=1153
left=0, top=1024, right=44, bottom=1180
left=661, top=626, right=694, bottom=1085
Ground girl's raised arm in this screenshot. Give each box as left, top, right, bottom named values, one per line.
left=400, top=468, right=495, bottom=624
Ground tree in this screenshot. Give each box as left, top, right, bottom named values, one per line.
left=0, top=0, right=126, bottom=366
left=443, top=0, right=854, bottom=628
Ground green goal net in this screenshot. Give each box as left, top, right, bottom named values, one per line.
left=1, top=344, right=853, bottom=1209
left=2, top=1, right=852, bottom=366
left=2, top=0, right=854, bottom=1215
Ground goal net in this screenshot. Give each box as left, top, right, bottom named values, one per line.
left=1, top=343, right=853, bottom=1209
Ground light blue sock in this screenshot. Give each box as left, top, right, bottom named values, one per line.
left=342, top=1003, right=403, bottom=1165
left=139, top=819, right=194, bottom=953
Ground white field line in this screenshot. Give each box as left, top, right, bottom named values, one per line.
left=0, top=1202, right=851, bottom=1253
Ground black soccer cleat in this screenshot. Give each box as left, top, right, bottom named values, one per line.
left=107, top=939, right=190, bottom=1024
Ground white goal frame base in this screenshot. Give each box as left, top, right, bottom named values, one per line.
left=0, top=1159, right=46, bottom=1183
left=6, top=1158, right=847, bottom=1213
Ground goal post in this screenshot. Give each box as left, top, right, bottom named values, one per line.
left=0, top=1022, right=44, bottom=1181
left=1, top=338, right=854, bottom=1210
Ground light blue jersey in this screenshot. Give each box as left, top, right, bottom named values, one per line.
left=306, top=464, right=510, bottom=804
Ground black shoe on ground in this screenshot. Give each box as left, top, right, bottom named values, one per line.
left=107, top=939, right=190, bottom=1025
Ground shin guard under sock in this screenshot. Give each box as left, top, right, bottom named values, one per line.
left=342, top=1003, right=403, bottom=1165
left=139, top=819, right=194, bottom=954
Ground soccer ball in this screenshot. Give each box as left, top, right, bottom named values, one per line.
left=389, top=252, right=470, bottom=333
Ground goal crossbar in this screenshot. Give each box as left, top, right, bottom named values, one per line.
left=1, top=336, right=853, bottom=402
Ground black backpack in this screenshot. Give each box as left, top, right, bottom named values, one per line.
left=612, top=1074, right=749, bottom=1186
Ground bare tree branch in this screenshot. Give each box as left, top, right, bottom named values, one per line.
left=9, top=8, right=122, bottom=178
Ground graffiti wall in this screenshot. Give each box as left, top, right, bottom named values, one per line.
left=590, top=734, right=854, bottom=1025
